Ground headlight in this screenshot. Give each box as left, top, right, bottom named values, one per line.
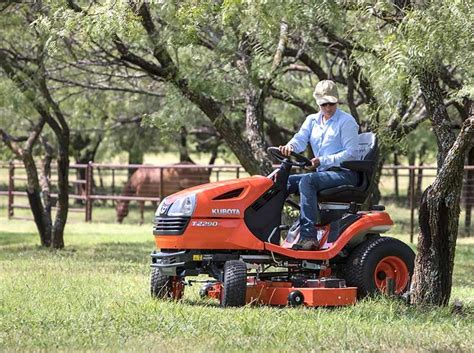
left=156, top=194, right=196, bottom=217
left=168, top=194, right=196, bottom=216
left=155, top=197, right=170, bottom=217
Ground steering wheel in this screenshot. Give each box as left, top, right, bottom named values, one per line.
left=267, top=147, right=312, bottom=168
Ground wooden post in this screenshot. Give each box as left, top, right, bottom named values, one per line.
left=409, top=167, right=415, bottom=243
left=236, top=166, right=240, bottom=179
left=394, top=153, right=399, bottom=198
left=7, top=161, right=14, bottom=219
left=111, top=168, right=115, bottom=196
left=159, top=167, right=164, bottom=200
left=85, top=162, right=93, bottom=222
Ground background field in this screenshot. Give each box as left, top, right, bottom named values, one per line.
left=0, top=152, right=471, bottom=237
left=0, top=207, right=473, bottom=352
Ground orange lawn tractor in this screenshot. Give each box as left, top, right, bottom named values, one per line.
left=150, top=133, right=415, bottom=307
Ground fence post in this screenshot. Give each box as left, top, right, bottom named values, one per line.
left=7, top=161, right=14, bottom=219
left=394, top=153, right=399, bottom=198
left=159, top=167, right=164, bottom=200
left=409, top=167, right=415, bottom=243
left=236, top=166, right=240, bottom=179
left=111, top=168, right=115, bottom=196
left=85, top=161, right=93, bottom=222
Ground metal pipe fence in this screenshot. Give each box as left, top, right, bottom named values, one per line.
left=0, top=162, right=472, bottom=238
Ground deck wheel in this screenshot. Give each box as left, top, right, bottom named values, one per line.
left=288, top=290, right=304, bottom=306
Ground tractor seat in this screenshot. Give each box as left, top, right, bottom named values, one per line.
left=318, top=132, right=377, bottom=204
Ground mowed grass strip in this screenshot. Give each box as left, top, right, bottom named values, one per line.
left=0, top=218, right=473, bottom=352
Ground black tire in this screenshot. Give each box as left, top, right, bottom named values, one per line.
left=150, top=268, right=184, bottom=299
left=288, top=290, right=304, bottom=306
left=221, top=260, right=247, bottom=307
left=344, top=237, right=415, bottom=298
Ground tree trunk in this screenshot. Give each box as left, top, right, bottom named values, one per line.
left=51, top=136, right=69, bottom=249
left=0, top=116, right=52, bottom=247
left=416, top=145, right=426, bottom=202
left=245, top=88, right=272, bottom=174
left=71, top=133, right=102, bottom=197
left=265, top=117, right=292, bottom=148
left=411, top=118, right=472, bottom=305
left=174, top=78, right=270, bottom=175
left=1, top=38, right=70, bottom=249
left=465, top=147, right=473, bottom=236
left=23, top=151, right=51, bottom=247
left=410, top=71, right=473, bottom=306
left=39, top=143, right=53, bottom=242
left=179, top=126, right=195, bottom=163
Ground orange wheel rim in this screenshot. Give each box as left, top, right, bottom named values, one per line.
left=374, top=256, right=409, bottom=294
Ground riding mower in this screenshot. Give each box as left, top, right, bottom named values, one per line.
left=150, top=133, right=415, bottom=307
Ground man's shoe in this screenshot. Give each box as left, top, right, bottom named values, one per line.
left=291, top=238, right=319, bottom=250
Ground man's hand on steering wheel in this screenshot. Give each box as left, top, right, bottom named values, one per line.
left=277, top=145, right=320, bottom=170
left=267, top=146, right=312, bottom=168
left=278, top=144, right=293, bottom=157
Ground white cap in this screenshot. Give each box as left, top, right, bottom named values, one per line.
left=313, top=80, right=339, bottom=105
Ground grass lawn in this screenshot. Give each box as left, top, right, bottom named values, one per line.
left=0, top=210, right=473, bottom=352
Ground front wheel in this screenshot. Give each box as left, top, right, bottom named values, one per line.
left=344, top=237, right=415, bottom=298
left=221, top=260, right=247, bottom=307
left=150, top=267, right=184, bottom=300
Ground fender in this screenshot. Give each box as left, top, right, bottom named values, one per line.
left=264, top=212, right=393, bottom=260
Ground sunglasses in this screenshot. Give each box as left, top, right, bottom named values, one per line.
left=320, top=102, right=336, bottom=107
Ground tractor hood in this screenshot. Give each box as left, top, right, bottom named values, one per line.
left=157, top=176, right=273, bottom=219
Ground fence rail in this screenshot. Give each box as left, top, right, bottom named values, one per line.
left=1, top=162, right=472, bottom=239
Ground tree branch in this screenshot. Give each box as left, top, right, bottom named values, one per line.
left=48, top=76, right=165, bottom=97
left=113, top=37, right=167, bottom=78
left=284, top=47, right=328, bottom=81
left=269, top=86, right=317, bottom=116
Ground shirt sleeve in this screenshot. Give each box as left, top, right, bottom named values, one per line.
left=287, top=115, right=314, bottom=153
left=319, top=119, right=359, bottom=169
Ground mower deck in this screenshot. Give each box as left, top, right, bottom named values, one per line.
left=246, top=280, right=357, bottom=307
left=205, top=278, right=357, bottom=307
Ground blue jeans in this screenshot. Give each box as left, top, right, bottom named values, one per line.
left=287, top=170, right=359, bottom=240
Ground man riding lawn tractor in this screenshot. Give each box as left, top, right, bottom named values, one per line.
left=149, top=80, right=415, bottom=307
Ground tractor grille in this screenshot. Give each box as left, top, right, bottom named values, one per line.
left=153, top=216, right=190, bottom=235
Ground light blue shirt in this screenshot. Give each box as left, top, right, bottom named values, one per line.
left=288, top=108, right=359, bottom=171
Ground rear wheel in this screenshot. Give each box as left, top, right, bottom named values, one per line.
left=221, top=260, right=247, bottom=307
left=150, top=268, right=184, bottom=300
left=344, top=237, right=415, bottom=298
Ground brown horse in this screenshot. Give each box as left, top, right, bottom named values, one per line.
left=116, top=162, right=210, bottom=224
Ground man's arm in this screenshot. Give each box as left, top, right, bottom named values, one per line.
left=285, top=115, right=314, bottom=153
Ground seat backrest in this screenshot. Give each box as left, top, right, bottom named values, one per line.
left=354, top=132, right=378, bottom=191
left=318, top=132, right=378, bottom=206
left=354, top=132, right=377, bottom=161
